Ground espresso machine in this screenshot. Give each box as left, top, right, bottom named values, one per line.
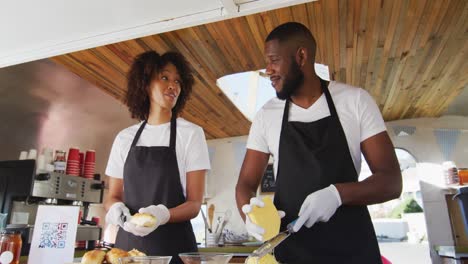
left=0, top=160, right=105, bottom=254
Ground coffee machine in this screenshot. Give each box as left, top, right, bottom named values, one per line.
left=0, top=160, right=105, bottom=254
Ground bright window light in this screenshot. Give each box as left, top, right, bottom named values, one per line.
left=217, top=64, right=330, bottom=120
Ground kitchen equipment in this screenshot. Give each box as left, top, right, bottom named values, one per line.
left=250, top=219, right=297, bottom=258
left=208, top=204, right=215, bottom=230
left=1, top=160, right=105, bottom=253
left=205, top=232, right=218, bottom=247
left=118, top=256, right=172, bottom=264
left=215, top=210, right=232, bottom=245
left=178, top=252, right=233, bottom=264
left=214, top=216, right=222, bottom=234
left=200, top=209, right=212, bottom=233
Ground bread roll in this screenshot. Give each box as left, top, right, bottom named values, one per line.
left=106, top=248, right=130, bottom=264
left=80, top=250, right=106, bottom=264
left=129, top=213, right=157, bottom=227
left=128, top=248, right=146, bottom=257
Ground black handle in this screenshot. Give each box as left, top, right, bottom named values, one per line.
left=91, top=182, right=105, bottom=190
left=35, top=173, right=50, bottom=181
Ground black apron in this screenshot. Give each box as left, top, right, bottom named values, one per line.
left=115, top=116, right=197, bottom=264
left=273, top=80, right=381, bottom=264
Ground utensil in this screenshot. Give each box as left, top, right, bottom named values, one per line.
left=214, top=216, right=222, bottom=234
left=208, top=204, right=215, bottom=229
left=215, top=210, right=232, bottom=245
left=250, top=219, right=297, bottom=258
left=200, top=209, right=212, bottom=233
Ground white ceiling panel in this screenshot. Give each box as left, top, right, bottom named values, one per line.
left=0, top=0, right=315, bottom=68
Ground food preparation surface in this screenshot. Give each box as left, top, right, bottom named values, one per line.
left=198, top=245, right=257, bottom=255
left=19, top=247, right=256, bottom=263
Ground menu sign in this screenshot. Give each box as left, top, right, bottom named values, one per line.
left=261, top=164, right=276, bottom=193
left=28, top=205, right=79, bottom=264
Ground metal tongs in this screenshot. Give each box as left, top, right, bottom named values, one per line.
left=120, top=213, right=131, bottom=227
left=250, top=219, right=297, bottom=258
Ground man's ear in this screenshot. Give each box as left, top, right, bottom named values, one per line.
left=296, top=47, right=307, bottom=67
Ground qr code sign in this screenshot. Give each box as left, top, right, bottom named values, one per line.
left=38, top=222, right=68, bottom=249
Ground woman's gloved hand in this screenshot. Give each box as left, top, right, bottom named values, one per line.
left=123, top=204, right=170, bottom=237
left=292, top=185, right=342, bottom=232
left=105, top=202, right=131, bottom=228
left=242, top=197, right=285, bottom=241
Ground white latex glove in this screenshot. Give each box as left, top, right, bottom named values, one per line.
left=123, top=204, right=170, bottom=237
left=242, top=197, right=285, bottom=241
left=105, top=202, right=131, bottom=228
left=293, top=185, right=342, bottom=232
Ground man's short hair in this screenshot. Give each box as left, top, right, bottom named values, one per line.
left=265, top=22, right=316, bottom=53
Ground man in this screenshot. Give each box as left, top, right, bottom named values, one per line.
left=236, top=22, right=402, bottom=263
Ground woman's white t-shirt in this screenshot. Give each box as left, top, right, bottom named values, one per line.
left=105, top=118, right=211, bottom=197
left=247, top=81, right=387, bottom=177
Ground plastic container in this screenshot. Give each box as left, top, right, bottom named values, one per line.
left=0, top=230, right=22, bottom=264
left=459, top=168, right=468, bottom=185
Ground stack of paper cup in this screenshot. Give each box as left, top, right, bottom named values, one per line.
left=83, top=150, right=96, bottom=179
left=36, top=154, right=46, bottom=173
left=42, top=148, right=54, bottom=165
left=27, top=149, right=37, bottom=160
left=66, top=147, right=80, bottom=176
left=18, top=151, right=28, bottom=160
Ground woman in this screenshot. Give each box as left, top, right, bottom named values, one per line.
left=104, top=50, right=210, bottom=263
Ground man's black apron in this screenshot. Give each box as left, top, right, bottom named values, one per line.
left=273, top=80, right=382, bottom=263
left=115, top=116, right=197, bottom=264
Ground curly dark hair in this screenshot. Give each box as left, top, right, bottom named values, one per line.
left=125, top=50, right=194, bottom=120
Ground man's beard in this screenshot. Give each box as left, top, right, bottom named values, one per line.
left=276, top=59, right=304, bottom=100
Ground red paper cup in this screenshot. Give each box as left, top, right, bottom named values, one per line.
left=91, top=217, right=100, bottom=226
left=68, top=147, right=80, bottom=161
left=85, top=150, right=95, bottom=163
left=78, top=210, right=83, bottom=224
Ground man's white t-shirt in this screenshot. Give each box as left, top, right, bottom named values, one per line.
left=247, top=81, right=386, bottom=178
left=105, top=118, right=211, bottom=197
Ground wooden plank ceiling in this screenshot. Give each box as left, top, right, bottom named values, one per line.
left=51, top=0, right=468, bottom=139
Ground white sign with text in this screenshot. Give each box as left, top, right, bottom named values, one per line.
left=28, top=205, right=79, bottom=264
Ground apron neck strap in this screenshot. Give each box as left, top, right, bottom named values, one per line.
left=131, top=120, right=147, bottom=148
left=169, top=114, right=176, bottom=151
left=282, top=79, right=331, bottom=125
left=130, top=115, right=176, bottom=150
left=322, top=80, right=339, bottom=120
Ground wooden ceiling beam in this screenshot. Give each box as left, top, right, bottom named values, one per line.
left=50, top=0, right=468, bottom=137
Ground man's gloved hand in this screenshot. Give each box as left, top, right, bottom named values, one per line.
left=293, top=185, right=342, bottom=232
left=242, top=197, right=285, bottom=241
left=123, top=204, right=170, bottom=237
left=105, top=202, right=131, bottom=228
